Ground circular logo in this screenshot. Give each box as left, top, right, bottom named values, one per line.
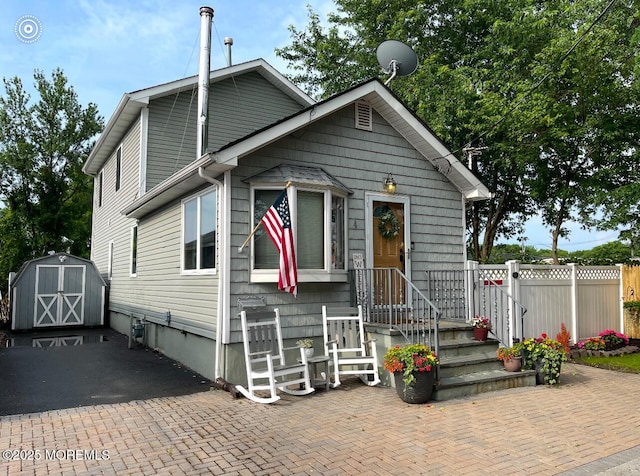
left=15, top=15, right=43, bottom=43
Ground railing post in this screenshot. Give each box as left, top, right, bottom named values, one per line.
left=617, top=263, right=624, bottom=334
left=569, top=263, right=578, bottom=343
left=506, top=260, right=520, bottom=344
left=465, top=260, right=478, bottom=322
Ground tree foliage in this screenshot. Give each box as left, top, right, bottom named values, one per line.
left=276, top=0, right=640, bottom=262
left=0, top=68, right=103, bottom=292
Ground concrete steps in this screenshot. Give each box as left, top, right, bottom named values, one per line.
left=432, top=321, right=536, bottom=401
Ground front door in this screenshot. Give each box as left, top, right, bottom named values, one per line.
left=34, top=265, right=85, bottom=327
left=366, top=194, right=411, bottom=307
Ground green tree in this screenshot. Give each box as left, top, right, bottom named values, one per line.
left=277, top=0, right=640, bottom=262
left=0, top=69, right=103, bottom=291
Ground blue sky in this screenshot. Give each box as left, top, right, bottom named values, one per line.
left=1, top=0, right=618, bottom=251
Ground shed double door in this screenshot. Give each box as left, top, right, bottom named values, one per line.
left=34, top=265, right=85, bottom=327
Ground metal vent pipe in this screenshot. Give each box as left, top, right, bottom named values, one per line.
left=197, top=6, right=214, bottom=159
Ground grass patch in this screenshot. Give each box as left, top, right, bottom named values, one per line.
left=573, top=352, right=640, bottom=373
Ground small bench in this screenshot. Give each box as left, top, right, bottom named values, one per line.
left=236, top=308, right=314, bottom=404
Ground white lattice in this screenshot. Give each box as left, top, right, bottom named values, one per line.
left=519, top=267, right=571, bottom=280
left=479, top=268, right=507, bottom=281
left=577, top=267, right=619, bottom=280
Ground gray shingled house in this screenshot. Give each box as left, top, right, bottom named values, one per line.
left=82, top=58, right=491, bottom=385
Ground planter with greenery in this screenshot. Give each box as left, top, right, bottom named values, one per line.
left=296, top=338, right=314, bottom=358
left=496, top=345, right=522, bottom=372
left=520, top=334, right=567, bottom=385
left=383, top=344, right=439, bottom=404
left=471, top=315, right=492, bottom=341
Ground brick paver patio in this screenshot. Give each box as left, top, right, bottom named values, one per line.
left=1, top=363, right=639, bottom=475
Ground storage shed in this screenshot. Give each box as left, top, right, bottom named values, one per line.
left=9, top=253, right=107, bottom=331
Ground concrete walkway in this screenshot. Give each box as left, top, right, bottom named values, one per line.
left=1, top=363, right=639, bottom=475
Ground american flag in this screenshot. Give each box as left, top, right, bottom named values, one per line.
left=261, top=188, right=298, bottom=295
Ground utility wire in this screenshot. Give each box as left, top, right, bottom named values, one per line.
left=464, top=0, right=619, bottom=150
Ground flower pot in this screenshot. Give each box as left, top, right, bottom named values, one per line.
left=304, top=347, right=314, bottom=358
left=473, top=327, right=489, bottom=341
left=534, top=357, right=562, bottom=385
left=503, top=356, right=522, bottom=372
left=393, top=370, right=435, bottom=404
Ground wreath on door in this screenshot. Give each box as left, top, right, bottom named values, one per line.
left=378, top=210, right=400, bottom=240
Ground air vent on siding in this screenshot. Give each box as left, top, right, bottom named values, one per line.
left=355, top=100, right=372, bottom=131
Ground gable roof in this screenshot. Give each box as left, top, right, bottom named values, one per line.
left=83, top=59, right=314, bottom=176
left=123, top=78, right=491, bottom=219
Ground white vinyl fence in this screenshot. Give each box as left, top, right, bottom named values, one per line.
left=470, top=261, right=622, bottom=343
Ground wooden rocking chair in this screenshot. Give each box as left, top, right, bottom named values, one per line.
left=322, top=305, right=381, bottom=388
left=236, top=308, right=315, bottom=404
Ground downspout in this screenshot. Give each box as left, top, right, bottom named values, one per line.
left=199, top=167, right=227, bottom=380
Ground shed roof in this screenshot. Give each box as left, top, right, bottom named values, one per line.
left=10, top=253, right=106, bottom=288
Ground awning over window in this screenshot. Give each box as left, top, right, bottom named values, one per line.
left=243, top=164, right=353, bottom=195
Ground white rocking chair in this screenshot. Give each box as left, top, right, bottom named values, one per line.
left=322, top=305, right=381, bottom=388
left=236, top=308, right=314, bottom=404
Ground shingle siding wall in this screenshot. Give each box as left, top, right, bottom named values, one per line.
left=226, top=104, right=464, bottom=342
left=145, top=72, right=305, bottom=190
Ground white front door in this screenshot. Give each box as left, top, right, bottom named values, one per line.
left=34, top=265, right=86, bottom=327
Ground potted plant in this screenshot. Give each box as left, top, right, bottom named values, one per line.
left=296, top=338, right=314, bottom=358
left=519, top=333, right=567, bottom=385
left=496, top=344, right=522, bottom=372
left=383, top=343, right=439, bottom=404
left=471, top=315, right=492, bottom=341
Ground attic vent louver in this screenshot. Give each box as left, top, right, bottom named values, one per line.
left=355, top=100, right=372, bottom=131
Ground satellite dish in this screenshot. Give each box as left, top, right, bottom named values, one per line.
left=376, top=40, right=418, bottom=85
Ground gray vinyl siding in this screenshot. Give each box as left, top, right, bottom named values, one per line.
left=145, top=72, right=305, bottom=190
left=90, top=118, right=141, bottom=275
left=226, top=104, right=464, bottom=343
left=90, top=110, right=218, bottom=330
left=122, top=199, right=219, bottom=330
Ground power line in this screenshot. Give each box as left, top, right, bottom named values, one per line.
left=465, top=0, right=619, bottom=149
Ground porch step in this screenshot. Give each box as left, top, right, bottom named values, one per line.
left=432, top=369, right=537, bottom=401
left=437, top=352, right=503, bottom=378
left=432, top=321, right=536, bottom=400
left=437, top=337, right=500, bottom=359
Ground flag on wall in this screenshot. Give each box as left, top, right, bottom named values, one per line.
left=261, top=188, right=298, bottom=296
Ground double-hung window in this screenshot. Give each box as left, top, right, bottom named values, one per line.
left=182, top=187, right=216, bottom=274
left=115, top=147, right=122, bottom=192
left=251, top=185, right=347, bottom=283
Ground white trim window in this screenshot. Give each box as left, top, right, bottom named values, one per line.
left=108, top=240, right=114, bottom=281
left=251, top=185, right=347, bottom=283
left=115, top=146, right=122, bottom=192
left=181, top=187, right=216, bottom=274
left=97, top=171, right=103, bottom=207
left=130, top=225, right=138, bottom=277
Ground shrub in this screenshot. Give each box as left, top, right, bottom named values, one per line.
left=556, top=323, right=571, bottom=355
left=598, top=329, right=628, bottom=350
left=577, top=337, right=606, bottom=350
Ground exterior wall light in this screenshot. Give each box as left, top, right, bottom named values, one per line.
left=384, top=173, right=397, bottom=194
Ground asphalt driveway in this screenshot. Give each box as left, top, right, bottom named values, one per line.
left=0, top=327, right=211, bottom=416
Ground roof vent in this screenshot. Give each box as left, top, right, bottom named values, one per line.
left=355, top=100, right=372, bottom=131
